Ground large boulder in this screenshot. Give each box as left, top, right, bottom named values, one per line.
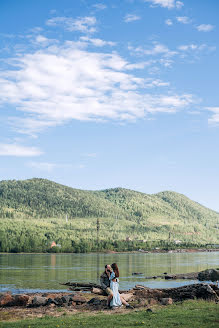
left=32, top=296, right=48, bottom=307
left=72, top=294, right=87, bottom=304
left=198, top=269, right=219, bottom=282
left=0, top=293, right=14, bottom=307
left=14, top=295, right=29, bottom=306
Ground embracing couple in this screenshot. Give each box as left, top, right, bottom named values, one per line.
left=100, top=263, right=133, bottom=309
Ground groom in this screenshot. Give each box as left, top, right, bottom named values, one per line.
left=100, top=264, right=113, bottom=298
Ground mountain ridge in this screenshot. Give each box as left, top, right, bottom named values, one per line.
left=0, top=178, right=218, bottom=252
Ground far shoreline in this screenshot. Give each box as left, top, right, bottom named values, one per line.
left=0, top=248, right=219, bottom=255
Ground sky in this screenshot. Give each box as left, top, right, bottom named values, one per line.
left=0, top=0, right=219, bottom=211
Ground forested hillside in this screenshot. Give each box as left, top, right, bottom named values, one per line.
left=0, top=179, right=128, bottom=219
left=0, top=178, right=218, bottom=253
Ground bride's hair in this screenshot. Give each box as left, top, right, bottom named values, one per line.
left=111, top=263, right=119, bottom=277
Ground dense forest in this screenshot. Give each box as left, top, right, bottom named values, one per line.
left=0, top=178, right=218, bottom=253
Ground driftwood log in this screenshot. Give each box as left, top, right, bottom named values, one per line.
left=133, top=283, right=219, bottom=302
left=61, top=280, right=219, bottom=302
left=60, top=282, right=103, bottom=292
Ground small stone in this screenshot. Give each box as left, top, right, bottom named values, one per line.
left=160, top=298, right=173, bottom=305
left=138, top=299, right=148, bottom=307
left=53, top=297, right=63, bottom=306
left=47, top=298, right=54, bottom=306
left=148, top=298, right=158, bottom=305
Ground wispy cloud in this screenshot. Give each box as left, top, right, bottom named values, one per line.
left=206, top=107, right=219, bottom=125
left=46, top=16, right=97, bottom=34
left=196, top=24, right=214, bottom=32
left=28, top=161, right=57, bottom=171
left=82, top=153, right=97, bottom=158
left=79, top=36, right=116, bottom=47
left=0, top=20, right=197, bottom=136
left=129, top=42, right=177, bottom=57
left=27, top=161, right=77, bottom=171
left=165, top=19, right=173, bottom=26
left=92, top=3, right=107, bottom=10
left=176, top=16, right=191, bottom=24
left=178, top=43, right=216, bottom=54
left=178, top=44, right=205, bottom=51
left=0, top=143, right=42, bottom=157
left=124, top=14, right=141, bottom=23
left=144, top=0, right=183, bottom=9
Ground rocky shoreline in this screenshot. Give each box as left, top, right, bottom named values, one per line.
left=1, top=282, right=219, bottom=322
left=0, top=268, right=219, bottom=322
left=144, top=268, right=219, bottom=281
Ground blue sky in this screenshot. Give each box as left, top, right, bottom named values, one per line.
left=0, top=0, right=219, bottom=211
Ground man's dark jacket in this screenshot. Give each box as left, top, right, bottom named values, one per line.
left=100, top=271, right=110, bottom=290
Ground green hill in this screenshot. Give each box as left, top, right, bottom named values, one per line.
left=0, top=178, right=127, bottom=219
left=0, top=178, right=218, bottom=253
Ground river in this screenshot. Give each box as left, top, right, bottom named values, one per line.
left=0, top=252, right=218, bottom=294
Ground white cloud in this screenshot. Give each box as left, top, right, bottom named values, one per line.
left=144, top=0, right=183, bottom=9
left=196, top=24, right=214, bottom=32
left=124, top=14, right=141, bottom=23
left=176, top=16, right=191, bottom=24
left=165, top=19, right=173, bottom=26
left=176, top=1, right=183, bottom=9
left=80, top=36, right=116, bottom=47
left=0, top=35, right=196, bottom=135
left=28, top=161, right=57, bottom=171
left=206, top=107, right=219, bottom=125
left=92, top=3, right=107, bottom=10
left=129, top=43, right=177, bottom=57
left=82, top=153, right=97, bottom=158
left=178, top=43, right=216, bottom=54
left=28, top=161, right=84, bottom=171
left=46, top=16, right=97, bottom=34
left=0, top=143, right=42, bottom=156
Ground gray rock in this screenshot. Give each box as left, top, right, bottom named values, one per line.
left=160, top=298, right=173, bottom=305
left=61, top=295, right=74, bottom=304
left=53, top=297, right=63, bottom=306
left=32, top=296, right=48, bottom=307
left=87, top=298, right=101, bottom=305
left=164, top=275, right=176, bottom=280
left=198, top=269, right=219, bottom=282
left=47, top=298, right=54, bottom=306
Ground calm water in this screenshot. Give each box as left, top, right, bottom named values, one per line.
left=0, top=252, right=218, bottom=294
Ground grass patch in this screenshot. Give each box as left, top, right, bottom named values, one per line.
left=0, top=300, right=218, bottom=328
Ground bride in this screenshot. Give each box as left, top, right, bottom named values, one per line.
left=107, top=263, right=133, bottom=309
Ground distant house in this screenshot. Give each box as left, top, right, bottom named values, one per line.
left=174, top=240, right=182, bottom=245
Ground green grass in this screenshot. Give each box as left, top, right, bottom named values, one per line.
left=0, top=300, right=218, bottom=328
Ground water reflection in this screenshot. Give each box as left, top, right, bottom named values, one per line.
left=0, top=252, right=218, bottom=293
